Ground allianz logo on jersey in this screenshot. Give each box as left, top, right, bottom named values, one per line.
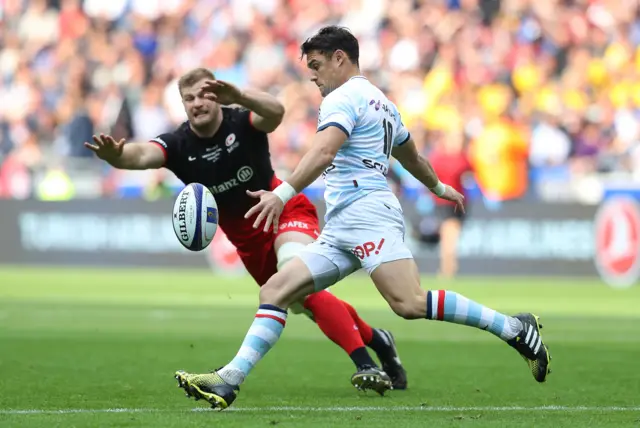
left=209, top=166, right=253, bottom=195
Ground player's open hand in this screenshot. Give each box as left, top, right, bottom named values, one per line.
left=440, top=185, right=466, bottom=214
left=84, top=134, right=125, bottom=163
left=199, top=80, right=243, bottom=105
left=244, top=190, right=285, bottom=233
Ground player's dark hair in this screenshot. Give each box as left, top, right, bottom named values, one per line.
left=300, top=26, right=359, bottom=66
left=178, top=68, right=215, bottom=95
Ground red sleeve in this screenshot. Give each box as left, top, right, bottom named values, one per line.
left=149, top=133, right=179, bottom=169
left=149, top=140, right=168, bottom=164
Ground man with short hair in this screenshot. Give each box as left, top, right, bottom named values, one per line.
left=174, top=26, right=551, bottom=411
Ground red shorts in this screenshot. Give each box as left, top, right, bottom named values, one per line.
left=238, top=193, right=319, bottom=285
left=224, top=176, right=320, bottom=286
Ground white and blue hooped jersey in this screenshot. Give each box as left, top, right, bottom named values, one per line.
left=317, top=76, right=410, bottom=220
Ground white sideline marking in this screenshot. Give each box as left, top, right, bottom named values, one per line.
left=1, top=406, right=639, bottom=415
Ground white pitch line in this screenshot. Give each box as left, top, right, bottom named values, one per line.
left=1, top=406, right=639, bottom=415
left=228, top=406, right=640, bottom=412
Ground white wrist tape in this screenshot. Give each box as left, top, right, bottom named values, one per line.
left=430, top=180, right=447, bottom=197
left=273, top=181, right=297, bottom=204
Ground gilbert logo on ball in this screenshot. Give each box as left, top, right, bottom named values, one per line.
left=172, top=183, right=218, bottom=251
left=594, top=197, right=640, bottom=289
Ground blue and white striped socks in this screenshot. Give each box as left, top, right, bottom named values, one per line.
left=217, top=304, right=288, bottom=385
left=426, top=290, right=523, bottom=341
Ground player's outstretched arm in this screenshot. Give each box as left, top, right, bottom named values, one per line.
left=392, top=138, right=465, bottom=212
left=84, top=134, right=165, bottom=170
left=237, top=89, right=285, bottom=133
left=199, top=80, right=284, bottom=133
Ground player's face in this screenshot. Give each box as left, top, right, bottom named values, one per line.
left=306, top=50, right=343, bottom=97
left=181, top=79, right=219, bottom=127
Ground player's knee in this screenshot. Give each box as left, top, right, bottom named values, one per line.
left=259, top=278, right=284, bottom=306
left=388, top=297, right=425, bottom=320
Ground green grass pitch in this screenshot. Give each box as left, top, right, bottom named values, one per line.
left=1, top=266, right=639, bottom=427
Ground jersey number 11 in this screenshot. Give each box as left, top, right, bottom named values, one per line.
left=382, top=119, right=393, bottom=159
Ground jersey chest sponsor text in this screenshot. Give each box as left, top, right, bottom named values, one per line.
left=208, top=166, right=254, bottom=195
left=362, top=158, right=388, bottom=175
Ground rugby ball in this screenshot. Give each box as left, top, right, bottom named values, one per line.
left=172, top=183, right=218, bottom=251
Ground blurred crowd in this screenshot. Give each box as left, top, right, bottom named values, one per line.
left=1, top=0, right=640, bottom=201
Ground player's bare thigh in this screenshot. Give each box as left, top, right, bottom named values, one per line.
left=259, top=256, right=316, bottom=309
left=259, top=231, right=316, bottom=309
left=342, top=191, right=426, bottom=319
left=370, top=258, right=427, bottom=320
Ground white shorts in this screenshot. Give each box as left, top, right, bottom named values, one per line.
left=298, top=190, right=414, bottom=291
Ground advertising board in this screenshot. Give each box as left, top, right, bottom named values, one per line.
left=0, top=199, right=620, bottom=282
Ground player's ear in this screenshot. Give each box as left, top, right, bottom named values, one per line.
left=334, top=50, right=345, bottom=66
